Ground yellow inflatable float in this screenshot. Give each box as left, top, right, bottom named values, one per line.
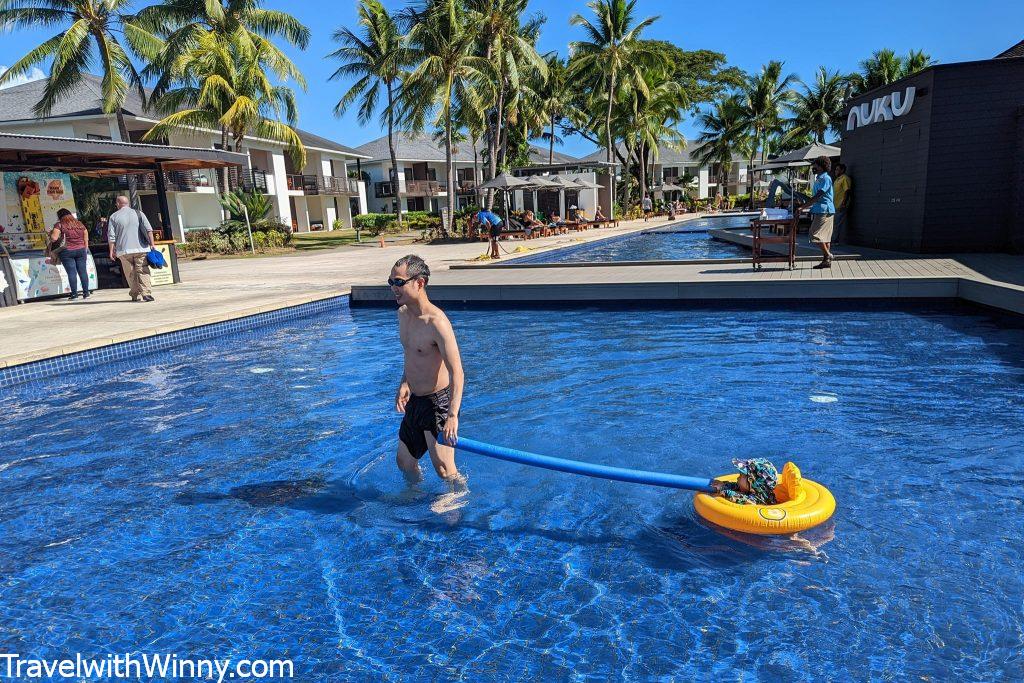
left=693, top=462, right=835, bottom=535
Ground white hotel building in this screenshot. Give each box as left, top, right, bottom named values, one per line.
left=0, top=75, right=369, bottom=241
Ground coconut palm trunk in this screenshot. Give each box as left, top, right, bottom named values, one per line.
left=444, top=83, right=455, bottom=239
left=548, top=117, right=555, bottom=165
left=386, top=83, right=403, bottom=225
left=115, top=110, right=142, bottom=210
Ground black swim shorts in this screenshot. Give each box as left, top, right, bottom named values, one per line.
left=399, top=386, right=451, bottom=459
left=489, top=223, right=503, bottom=238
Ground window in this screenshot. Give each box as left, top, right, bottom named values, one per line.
left=663, top=167, right=679, bottom=179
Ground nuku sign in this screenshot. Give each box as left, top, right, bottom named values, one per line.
left=846, top=86, right=916, bottom=132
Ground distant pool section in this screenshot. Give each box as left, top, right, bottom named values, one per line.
left=512, top=213, right=756, bottom=264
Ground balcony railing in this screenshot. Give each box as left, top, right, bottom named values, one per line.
left=406, top=179, right=446, bottom=195
left=233, top=169, right=269, bottom=193
left=455, top=180, right=478, bottom=194
left=287, top=174, right=360, bottom=195
left=117, top=170, right=215, bottom=192
left=313, top=175, right=361, bottom=196
left=374, top=179, right=448, bottom=197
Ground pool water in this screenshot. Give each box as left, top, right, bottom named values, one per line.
left=4, top=301, right=1024, bottom=680
left=515, top=214, right=755, bottom=263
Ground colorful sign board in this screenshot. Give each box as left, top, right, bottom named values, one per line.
left=0, top=172, right=78, bottom=252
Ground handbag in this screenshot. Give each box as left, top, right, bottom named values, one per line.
left=47, top=226, right=66, bottom=257
left=135, top=209, right=151, bottom=247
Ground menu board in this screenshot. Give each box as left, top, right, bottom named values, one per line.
left=0, top=172, right=78, bottom=252
left=10, top=252, right=99, bottom=300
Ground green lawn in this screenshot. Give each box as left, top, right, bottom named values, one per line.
left=292, top=229, right=366, bottom=250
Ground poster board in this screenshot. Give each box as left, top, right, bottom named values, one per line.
left=0, top=172, right=78, bottom=252
left=150, top=244, right=175, bottom=286
left=10, top=252, right=99, bottom=299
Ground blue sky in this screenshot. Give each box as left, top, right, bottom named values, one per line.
left=2, top=0, right=1023, bottom=157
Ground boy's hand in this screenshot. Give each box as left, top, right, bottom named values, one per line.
left=395, top=383, right=410, bottom=413
left=442, top=415, right=458, bottom=446
left=710, top=480, right=725, bottom=493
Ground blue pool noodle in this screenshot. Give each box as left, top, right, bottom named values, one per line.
left=440, top=436, right=717, bottom=493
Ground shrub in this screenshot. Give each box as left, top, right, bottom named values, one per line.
left=332, top=218, right=346, bottom=231
left=353, top=213, right=396, bottom=236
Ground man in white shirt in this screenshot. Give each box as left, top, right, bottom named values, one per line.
left=107, top=196, right=155, bottom=302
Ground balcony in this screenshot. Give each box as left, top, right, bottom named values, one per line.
left=234, top=169, right=269, bottom=193
left=406, top=179, right=446, bottom=196
left=455, top=180, right=478, bottom=195
left=287, top=174, right=360, bottom=195
left=118, top=170, right=215, bottom=192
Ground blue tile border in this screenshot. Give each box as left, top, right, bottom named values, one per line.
left=0, top=295, right=348, bottom=389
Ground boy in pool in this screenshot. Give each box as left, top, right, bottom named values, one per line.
left=710, top=458, right=779, bottom=505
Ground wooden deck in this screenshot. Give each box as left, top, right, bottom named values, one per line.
left=352, top=253, right=1024, bottom=314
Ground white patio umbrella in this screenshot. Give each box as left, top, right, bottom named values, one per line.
left=478, top=173, right=530, bottom=224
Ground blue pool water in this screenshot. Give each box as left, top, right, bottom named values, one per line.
left=4, top=301, right=1024, bottom=680
left=514, top=214, right=755, bottom=263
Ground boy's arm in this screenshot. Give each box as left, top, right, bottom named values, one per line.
left=434, top=316, right=464, bottom=444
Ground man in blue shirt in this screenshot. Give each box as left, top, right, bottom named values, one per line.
left=476, top=209, right=503, bottom=259
left=797, top=156, right=835, bottom=269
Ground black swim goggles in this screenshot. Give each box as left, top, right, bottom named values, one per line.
left=388, top=276, right=414, bottom=287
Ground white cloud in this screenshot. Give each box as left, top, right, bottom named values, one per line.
left=0, top=66, right=46, bottom=89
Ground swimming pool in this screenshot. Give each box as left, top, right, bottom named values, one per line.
left=4, top=300, right=1023, bottom=679
left=514, top=214, right=755, bottom=264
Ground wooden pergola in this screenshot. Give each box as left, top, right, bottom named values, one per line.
left=0, top=132, right=247, bottom=229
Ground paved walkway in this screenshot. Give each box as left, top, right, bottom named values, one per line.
left=0, top=219, right=652, bottom=367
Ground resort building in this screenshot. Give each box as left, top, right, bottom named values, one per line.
left=0, top=75, right=369, bottom=241
left=841, top=52, right=1024, bottom=253
left=579, top=144, right=751, bottom=199
left=354, top=131, right=581, bottom=214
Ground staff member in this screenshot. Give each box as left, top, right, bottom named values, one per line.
left=797, top=156, right=835, bottom=269
left=832, top=163, right=852, bottom=245
left=477, top=209, right=504, bottom=260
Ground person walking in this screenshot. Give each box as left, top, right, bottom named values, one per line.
left=832, top=163, right=852, bottom=245
left=797, top=156, right=836, bottom=269
left=48, top=208, right=91, bottom=300
left=641, top=195, right=653, bottom=221
left=107, top=195, right=156, bottom=302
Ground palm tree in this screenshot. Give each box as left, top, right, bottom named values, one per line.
left=404, top=0, right=489, bottom=236
left=0, top=0, right=160, bottom=207
left=852, top=49, right=903, bottom=94
left=537, top=53, right=570, bottom=166
left=329, top=0, right=410, bottom=224
left=569, top=0, right=660, bottom=170
left=138, top=0, right=309, bottom=98
left=628, top=70, right=687, bottom=202
left=739, top=60, right=797, bottom=201
left=692, top=94, right=746, bottom=201
left=143, top=30, right=305, bottom=190
left=788, top=67, right=848, bottom=143
left=467, top=0, right=546, bottom=208
left=901, top=49, right=935, bottom=77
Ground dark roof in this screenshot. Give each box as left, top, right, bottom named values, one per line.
left=0, top=73, right=147, bottom=121
left=526, top=145, right=578, bottom=165
left=995, top=40, right=1024, bottom=59
left=355, top=130, right=576, bottom=164
left=579, top=143, right=747, bottom=165
left=0, top=74, right=364, bottom=158
left=0, top=132, right=247, bottom=175
left=295, top=129, right=367, bottom=157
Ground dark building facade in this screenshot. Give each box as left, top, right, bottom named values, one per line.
left=840, top=58, right=1024, bottom=253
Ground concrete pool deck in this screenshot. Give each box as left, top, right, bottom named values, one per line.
left=0, top=218, right=655, bottom=369
left=3, top=213, right=1024, bottom=372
